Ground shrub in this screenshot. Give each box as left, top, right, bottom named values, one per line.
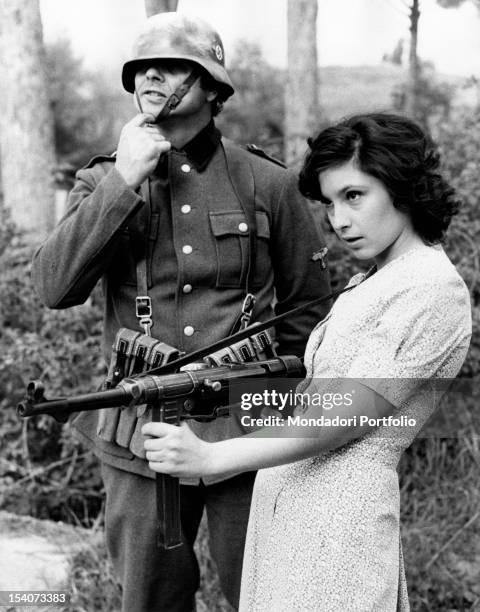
left=437, top=108, right=480, bottom=376
left=0, top=229, right=105, bottom=526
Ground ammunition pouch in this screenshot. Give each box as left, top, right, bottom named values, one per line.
left=97, top=326, right=277, bottom=458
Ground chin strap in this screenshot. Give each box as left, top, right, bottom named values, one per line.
left=135, top=67, right=202, bottom=123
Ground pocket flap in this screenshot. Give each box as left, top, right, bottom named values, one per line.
left=209, top=210, right=270, bottom=238
left=209, top=211, right=248, bottom=237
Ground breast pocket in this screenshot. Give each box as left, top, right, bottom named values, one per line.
left=209, top=211, right=271, bottom=289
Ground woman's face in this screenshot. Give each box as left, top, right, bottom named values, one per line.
left=318, top=159, right=421, bottom=269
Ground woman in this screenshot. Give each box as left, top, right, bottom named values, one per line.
left=142, top=113, right=472, bottom=611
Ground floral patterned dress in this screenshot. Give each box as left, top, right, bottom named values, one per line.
left=239, top=246, right=472, bottom=612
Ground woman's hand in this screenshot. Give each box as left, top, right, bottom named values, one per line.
left=142, top=421, right=213, bottom=478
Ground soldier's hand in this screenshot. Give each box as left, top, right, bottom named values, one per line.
left=115, top=114, right=171, bottom=189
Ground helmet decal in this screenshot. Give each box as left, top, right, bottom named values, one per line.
left=213, top=44, right=224, bottom=62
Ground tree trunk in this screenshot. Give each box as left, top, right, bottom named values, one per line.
left=406, top=0, right=421, bottom=119
left=145, top=0, right=178, bottom=16
left=284, top=0, right=319, bottom=167
left=0, top=0, right=56, bottom=241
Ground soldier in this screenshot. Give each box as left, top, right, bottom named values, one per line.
left=32, top=12, right=330, bottom=612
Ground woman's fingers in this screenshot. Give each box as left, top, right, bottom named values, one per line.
left=141, top=422, right=211, bottom=477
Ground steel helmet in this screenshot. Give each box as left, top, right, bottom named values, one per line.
left=122, top=12, right=234, bottom=100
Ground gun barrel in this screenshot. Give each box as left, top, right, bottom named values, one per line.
left=17, top=387, right=129, bottom=419
left=17, top=356, right=304, bottom=421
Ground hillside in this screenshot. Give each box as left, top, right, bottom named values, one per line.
left=318, top=63, right=471, bottom=121
left=319, top=63, right=404, bottom=119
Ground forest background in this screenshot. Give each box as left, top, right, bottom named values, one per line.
left=0, top=0, right=479, bottom=610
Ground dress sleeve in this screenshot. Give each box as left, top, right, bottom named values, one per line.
left=346, top=275, right=472, bottom=409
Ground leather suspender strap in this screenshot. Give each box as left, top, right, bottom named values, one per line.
left=223, top=142, right=258, bottom=330
left=136, top=283, right=355, bottom=378
left=135, top=181, right=154, bottom=335
left=135, top=259, right=152, bottom=335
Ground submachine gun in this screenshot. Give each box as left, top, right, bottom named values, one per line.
left=18, top=325, right=303, bottom=550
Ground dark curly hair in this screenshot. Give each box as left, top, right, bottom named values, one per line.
left=298, top=113, right=460, bottom=244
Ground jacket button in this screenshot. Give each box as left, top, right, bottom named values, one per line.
left=181, top=204, right=191, bottom=214
left=184, top=325, right=195, bottom=336
left=183, top=284, right=193, bottom=294
left=182, top=245, right=193, bottom=254
left=181, top=164, right=191, bottom=173
left=238, top=222, right=248, bottom=232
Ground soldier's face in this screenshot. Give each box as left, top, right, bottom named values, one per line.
left=134, top=60, right=216, bottom=118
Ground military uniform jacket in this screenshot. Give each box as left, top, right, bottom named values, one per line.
left=32, top=122, right=330, bottom=484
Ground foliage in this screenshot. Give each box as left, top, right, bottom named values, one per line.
left=64, top=536, right=122, bottom=612
left=437, top=0, right=480, bottom=10
left=46, top=38, right=131, bottom=169
left=400, top=394, right=480, bottom=610
left=218, top=40, right=285, bottom=159
left=0, top=206, right=17, bottom=257
left=437, top=108, right=480, bottom=376
left=392, top=61, right=457, bottom=129
left=0, top=228, right=105, bottom=526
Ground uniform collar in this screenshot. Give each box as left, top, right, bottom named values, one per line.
left=180, top=120, right=222, bottom=172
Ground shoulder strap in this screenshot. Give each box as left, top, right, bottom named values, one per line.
left=246, top=144, right=286, bottom=168
left=82, top=152, right=116, bottom=169
left=222, top=142, right=258, bottom=328
left=133, top=181, right=153, bottom=335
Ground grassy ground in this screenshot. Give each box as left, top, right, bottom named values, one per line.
left=400, top=396, right=480, bottom=610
